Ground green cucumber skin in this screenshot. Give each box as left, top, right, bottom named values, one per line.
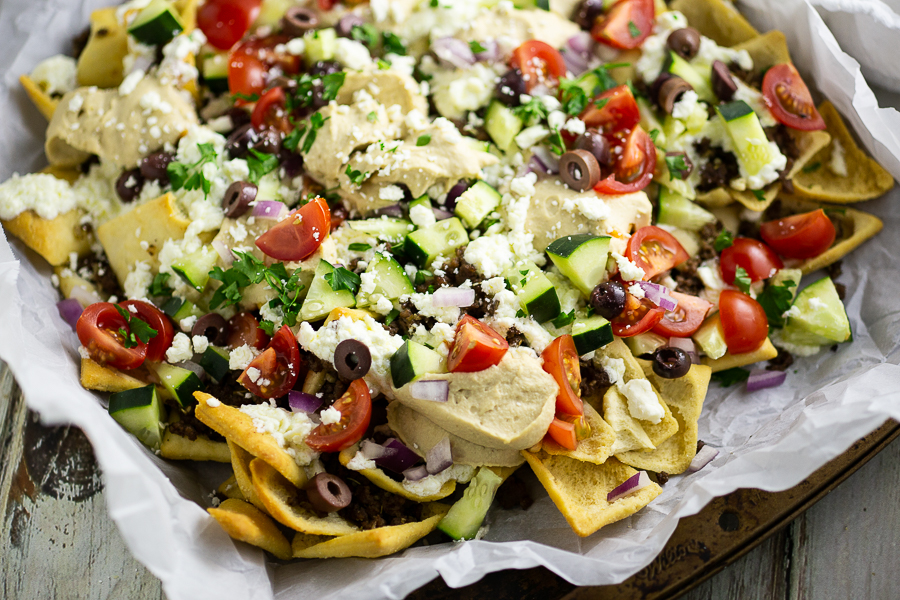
left=437, top=467, right=503, bottom=540
left=199, top=346, right=230, bottom=382
left=546, top=234, right=601, bottom=259
left=389, top=341, right=442, bottom=389
left=717, top=100, right=754, bottom=122
left=572, top=319, right=614, bottom=355
left=109, top=384, right=164, bottom=449
left=128, top=0, right=185, bottom=46
left=155, top=364, right=203, bottom=409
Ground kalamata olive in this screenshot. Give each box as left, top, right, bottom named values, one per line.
left=575, top=0, right=605, bottom=31
left=658, top=76, right=693, bottom=115
left=444, top=180, right=470, bottom=210
left=304, top=473, right=352, bottom=513
left=139, top=151, right=174, bottom=182
left=575, top=129, right=612, bottom=166
left=590, top=281, right=627, bottom=321
left=334, top=339, right=372, bottom=380
left=282, top=6, right=318, bottom=37
left=192, top=313, right=229, bottom=346
left=495, top=69, right=527, bottom=107
left=650, top=72, right=673, bottom=105
left=665, top=151, right=693, bottom=179
left=310, top=60, right=343, bottom=77
left=666, top=27, right=701, bottom=60
left=336, top=13, right=365, bottom=38
left=711, top=60, right=738, bottom=101
left=652, top=346, right=691, bottom=379
left=252, top=129, right=282, bottom=155
left=559, top=149, right=602, bottom=192
left=225, top=123, right=257, bottom=158
left=266, top=75, right=297, bottom=94
left=222, top=181, right=258, bottom=218
left=115, top=168, right=144, bottom=202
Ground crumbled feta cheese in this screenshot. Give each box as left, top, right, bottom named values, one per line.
left=481, top=277, right=507, bottom=296
left=346, top=450, right=377, bottom=471
left=612, top=252, right=646, bottom=281
left=0, top=173, right=78, bottom=221
left=409, top=203, right=437, bottom=228
left=179, top=315, right=197, bottom=331
left=334, top=38, right=373, bottom=70
left=246, top=367, right=261, bottom=383
left=620, top=379, right=664, bottom=423
left=574, top=195, right=611, bottom=221
left=30, top=55, right=77, bottom=96
left=205, top=397, right=221, bottom=407
left=123, top=260, right=152, bottom=299
left=401, top=464, right=476, bottom=497
left=563, top=118, right=586, bottom=135
left=829, top=139, right=848, bottom=177
left=319, top=406, right=342, bottom=425
left=599, top=356, right=625, bottom=385
left=628, top=283, right=646, bottom=299
left=165, top=332, right=193, bottom=363
left=514, top=126, right=550, bottom=150
left=379, top=184, right=405, bottom=201
left=229, top=344, right=257, bottom=371
left=192, top=335, right=209, bottom=354
left=464, top=235, right=514, bottom=278
left=118, top=69, right=145, bottom=96
left=239, top=403, right=318, bottom=466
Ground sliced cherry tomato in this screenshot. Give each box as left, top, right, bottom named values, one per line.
left=317, top=0, right=336, bottom=9
left=76, top=302, right=148, bottom=370
left=759, top=209, right=836, bottom=259
left=540, top=335, right=583, bottom=417
left=590, top=0, right=654, bottom=50
left=510, top=40, right=567, bottom=91
left=652, top=292, right=713, bottom=338
left=305, top=379, right=372, bottom=452
left=256, top=198, right=331, bottom=261
left=227, top=312, right=270, bottom=350
left=118, top=300, right=174, bottom=363
left=251, top=86, right=287, bottom=131
left=625, top=225, right=690, bottom=281
left=238, top=325, right=302, bottom=398
left=229, top=35, right=301, bottom=100
left=546, top=417, right=577, bottom=451
left=198, top=0, right=261, bottom=51
left=611, top=293, right=665, bottom=337
left=579, top=85, right=640, bottom=135
left=762, top=64, right=826, bottom=131
left=448, top=316, right=509, bottom=373
left=718, top=290, right=768, bottom=354
left=594, top=125, right=657, bottom=195
left=720, top=238, right=784, bottom=285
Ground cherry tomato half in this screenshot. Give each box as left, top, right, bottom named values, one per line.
left=611, top=293, right=665, bottom=337
left=652, top=292, right=713, bottom=338
left=720, top=238, right=783, bottom=285
left=625, top=225, right=690, bottom=281
left=540, top=335, right=583, bottom=417
left=238, top=325, right=302, bottom=398
left=510, top=40, right=567, bottom=91
left=76, top=302, right=148, bottom=370
left=759, top=209, right=836, bottom=259
left=198, top=0, right=261, bottom=51
left=762, top=64, right=826, bottom=131
left=448, top=316, right=509, bottom=373
left=546, top=417, right=578, bottom=451
left=251, top=86, right=288, bottom=131
left=305, top=379, right=372, bottom=452
left=227, top=312, right=270, bottom=350
left=229, top=35, right=301, bottom=100
left=590, top=0, right=655, bottom=50
left=718, top=290, right=768, bottom=354
left=256, top=198, right=332, bottom=261
left=579, top=85, right=641, bottom=135
left=594, top=126, right=657, bottom=195
left=118, top=300, right=174, bottom=363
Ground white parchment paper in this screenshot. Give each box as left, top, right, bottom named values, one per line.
left=1, top=1, right=899, bottom=598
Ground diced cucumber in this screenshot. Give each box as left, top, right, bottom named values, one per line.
left=546, top=234, right=612, bottom=296
left=172, top=245, right=219, bottom=293
left=693, top=313, right=728, bottom=360
left=390, top=340, right=444, bottom=389
left=409, top=194, right=431, bottom=212
left=663, top=51, right=714, bottom=102
left=167, top=298, right=202, bottom=323
left=152, top=363, right=203, bottom=409
left=348, top=217, right=413, bottom=244
left=437, top=467, right=503, bottom=540
left=716, top=101, right=780, bottom=182
left=780, top=277, right=851, bottom=346
left=625, top=331, right=669, bottom=357
left=405, top=217, right=469, bottom=268
left=255, top=0, right=294, bottom=28
left=161, top=296, right=185, bottom=318
left=657, top=188, right=716, bottom=231
left=638, top=97, right=666, bottom=147
left=571, top=315, right=614, bottom=355
left=512, top=0, right=550, bottom=8
left=455, top=181, right=501, bottom=230
left=108, top=384, right=165, bottom=450
left=199, top=345, right=231, bottom=382
left=484, top=101, right=523, bottom=153
left=300, top=260, right=356, bottom=322
left=201, top=52, right=230, bottom=95
left=356, top=252, right=414, bottom=307
left=505, top=262, right=560, bottom=323
left=770, top=268, right=802, bottom=295
left=256, top=173, right=282, bottom=201
left=304, top=28, right=337, bottom=66
left=127, top=0, right=184, bottom=46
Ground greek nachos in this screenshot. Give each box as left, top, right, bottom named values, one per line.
left=1, top=0, right=893, bottom=558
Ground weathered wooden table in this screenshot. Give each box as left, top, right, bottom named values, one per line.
left=2, top=358, right=898, bottom=599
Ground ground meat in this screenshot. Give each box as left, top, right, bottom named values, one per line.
left=697, top=221, right=723, bottom=261
left=766, top=125, right=801, bottom=161
left=506, top=326, right=527, bottom=348
left=204, top=372, right=258, bottom=407
left=671, top=257, right=705, bottom=296
left=316, top=375, right=350, bottom=404
left=655, top=471, right=670, bottom=486
left=167, top=407, right=224, bottom=442
left=738, top=219, right=760, bottom=239
left=730, top=62, right=761, bottom=88
left=497, top=473, right=533, bottom=511
left=77, top=250, right=123, bottom=298
left=826, top=261, right=843, bottom=280
left=385, top=300, right=437, bottom=337
left=834, top=282, right=846, bottom=300
left=695, top=138, right=740, bottom=192
left=580, top=359, right=611, bottom=399
left=766, top=350, right=794, bottom=372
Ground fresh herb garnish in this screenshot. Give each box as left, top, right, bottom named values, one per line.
left=591, top=63, right=628, bottom=93
left=324, top=261, right=361, bottom=294
left=148, top=273, right=173, bottom=297
left=594, top=97, right=609, bottom=110
left=382, top=32, right=407, bottom=55
left=733, top=266, right=752, bottom=293
left=628, top=20, right=641, bottom=38
left=348, top=243, right=372, bottom=252
left=665, top=154, right=689, bottom=180
left=367, top=111, right=377, bottom=123
left=321, top=71, right=346, bottom=101
left=558, top=77, right=588, bottom=116
left=285, top=112, right=329, bottom=154
left=208, top=251, right=306, bottom=326
left=714, top=229, right=734, bottom=252
left=376, top=59, right=391, bottom=70
left=757, top=279, right=796, bottom=329
left=416, top=134, right=431, bottom=147
left=751, top=189, right=766, bottom=202
left=552, top=310, right=576, bottom=328
left=414, top=269, right=433, bottom=286
left=351, top=23, right=378, bottom=48
left=345, top=164, right=368, bottom=186
left=385, top=308, right=400, bottom=325
left=649, top=128, right=660, bottom=143
left=114, top=305, right=158, bottom=349
left=516, top=309, right=527, bottom=318
left=231, top=92, right=259, bottom=103
left=303, top=112, right=329, bottom=154
left=548, top=129, right=566, bottom=156
left=246, top=148, right=279, bottom=184
left=469, top=40, right=487, bottom=54
left=511, top=96, right=549, bottom=126
left=166, top=143, right=218, bottom=198
left=711, top=367, right=750, bottom=386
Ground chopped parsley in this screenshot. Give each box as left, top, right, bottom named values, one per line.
left=592, top=63, right=629, bottom=93
left=628, top=20, right=641, bottom=39
left=802, top=161, right=822, bottom=173
left=469, top=40, right=487, bottom=54
left=167, top=143, right=218, bottom=198
left=367, top=111, right=377, bottom=123
left=665, top=153, right=690, bottom=180
left=385, top=308, right=400, bottom=325
left=114, top=305, right=158, bottom=349
left=284, top=113, right=329, bottom=154
left=757, top=279, right=796, bottom=329
left=231, top=92, right=259, bottom=103
left=733, top=266, right=752, bottom=293
left=649, top=128, right=660, bottom=143
left=376, top=59, right=391, bottom=70
left=324, top=261, right=361, bottom=294
left=208, top=251, right=305, bottom=327
left=548, top=129, right=567, bottom=156
left=303, top=112, right=329, bottom=154
left=552, top=310, right=576, bottom=328
left=246, top=148, right=279, bottom=184
left=711, top=367, right=750, bottom=386
left=287, top=72, right=345, bottom=111
left=348, top=242, right=372, bottom=252
left=516, top=309, right=527, bottom=318
left=321, top=71, right=347, bottom=101
left=751, top=189, right=766, bottom=202
left=558, top=77, right=589, bottom=116
left=594, top=97, right=609, bottom=110
left=345, top=164, right=368, bottom=186
left=148, top=273, right=173, bottom=297
left=350, top=23, right=378, bottom=48
left=414, top=269, right=433, bottom=285
left=714, top=229, right=734, bottom=252
left=416, top=134, right=431, bottom=147
left=382, top=32, right=407, bottom=56
left=511, top=96, right=549, bottom=126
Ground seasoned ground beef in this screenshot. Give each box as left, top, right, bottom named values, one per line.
left=738, top=218, right=760, bottom=239
left=506, top=326, right=527, bottom=347
left=670, top=221, right=722, bottom=296
left=78, top=249, right=122, bottom=298
left=766, top=125, right=801, bottom=161
left=767, top=350, right=794, bottom=372
left=204, top=372, right=258, bottom=407
left=697, top=221, right=723, bottom=261
left=441, top=247, right=495, bottom=319
left=167, top=407, right=224, bottom=442
left=385, top=300, right=437, bottom=337
left=654, top=471, right=670, bottom=486
left=695, top=138, right=740, bottom=192
left=497, top=472, right=533, bottom=511
left=580, top=359, right=611, bottom=398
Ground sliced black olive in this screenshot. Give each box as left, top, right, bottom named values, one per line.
left=334, top=339, right=372, bottom=380
left=304, top=473, right=352, bottom=513
left=192, top=313, right=229, bottom=346
left=310, top=61, right=343, bottom=77
left=652, top=346, right=691, bottom=379
left=559, top=149, right=602, bottom=192
left=495, top=69, right=527, bottom=107
left=575, top=0, right=605, bottom=31
left=222, top=181, right=257, bottom=218
left=139, top=151, right=174, bottom=183
left=590, top=281, right=627, bottom=321
left=711, top=60, right=738, bottom=101
left=666, top=27, right=701, bottom=60
left=575, top=129, right=612, bottom=166
left=115, top=168, right=144, bottom=202
left=658, top=76, right=693, bottom=115
left=282, top=7, right=318, bottom=37
left=225, top=123, right=257, bottom=159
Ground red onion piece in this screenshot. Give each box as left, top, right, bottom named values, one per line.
left=432, top=37, right=475, bottom=69
left=567, top=32, right=594, bottom=56
left=746, top=368, right=787, bottom=392
left=688, top=445, right=719, bottom=473
left=57, top=298, right=83, bottom=330
left=563, top=50, right=590, bottom=76
left=444, top=180, right=470, bottom=210
left=69, top=285, right=102, bottom=308
left=360, top=439, right=386, bottom=460
left=636, top=281, right=678, bottom=312
left=527, top=154, right=549, bottom=175
left=403, top=464, right=429, bottom=482
left=212, top=238, right=234, bottom=267
left=288, top=390, right=323, bottom=414
left=432, top=207, right=454, bottom=221
left=473, top=40, right=499, bottom=62
left=373, top=204, right=405, bottom=218
left=376, top=439, right=421, bottom=474
left=668, top=337, right=699, bottom=364
left=607, top=471, right=653, bottom=502
left=531, top=145, right=560, bottom=174
left=410, top=379, right=449, bottom=402
left=426, top=436, right=453, bottom=475
left=252, top=200, right=288, bottom=220
left=336, top=13, right=364, bottom=38
left=432, top=287, right=475, bottom=308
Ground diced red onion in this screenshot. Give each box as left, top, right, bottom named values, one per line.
left=688, top=445, right=719, bottom=473
left=252, top=200, right=288, bottom=221
left=746, top=368, right=787, bottom=392
left=668, top=337, right=699, bottom=365
left=532, top=145, right=560, bottom=174
left=336, top=13, right=364, bottom=38
left=527, top=154, right=549, bottom=175
left=373, top=204, right=404, bottom=218
left=376, top=439, right=421, bottom=474
left=288, top=390, right=322, bottom=414
left=57, top=298, right=83, bottom=330
left=212, top=238, right=234, bottom=266
left=175, top=360, right=208, bottom=382
left=410, top=379, right=450, bottom=402
left=607, top=471, right=653, bottom=502
left=432, top=37, right=475, bottom=69
left=432, top=287, right=475, bottom=308
left=563, top=50, right=590, bottom=77
left=636, top=281, right=679, bottom=312
left=567, top=32, right=594, bottom=56
left=444, top=180, right=470, bottom=210
left=473, top=39, right=499, bottom=63
left=69, top=285, right=102, bottom=308
left=426, top=436, right=453, bottom=475
left=359, top=439, right=386, bottom=460
left=432, top=207, right=454, bottom=220
left=403, top=464, right=429, bottom=482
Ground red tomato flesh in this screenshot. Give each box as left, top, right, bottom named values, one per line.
left=510, top=40, right=567, bottom=91
left=227, top=312, right=270, bottom=350
left=118, top=300, right=174, bottom=363
left=652, top=292, right=712, bottom=338
left=759, top=209, right=836, bottom=259
left=238, top=325, right=302, bottom=399
left=594, top=126, right=657, bottom=195
left=76, top=303, right=148, bottom=370
left=590, top=0, right=655, bottom=50
left=762, top=64, right=826, bottom=131
left=540, top=335, right=584, bottom=417
left=579, top=85, right=640, bottom=135
left=251, top=86, right=287, bottom=131
left=256, top=198, right=332, bottom=261
left=611, top=294, right=665, bottom=337
left=719, top=238, right=783, bottom=285
left=448, top=316, right=509, bottom=373
left=305, top=379, right=372, bottom=452
left=718, top=290, right=768, bottom=354
left=546, top=417, right=578, bottom=451
left=198, top=0, right=261, bottom=51
left=625, top=225, right=690, bottom=280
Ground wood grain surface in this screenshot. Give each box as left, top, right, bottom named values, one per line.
left=1, top=359, right=898, bottom=600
